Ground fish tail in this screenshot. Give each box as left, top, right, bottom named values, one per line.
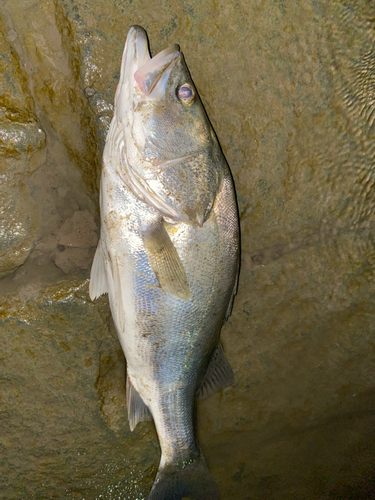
left=148, top=455, right=220, bottom=500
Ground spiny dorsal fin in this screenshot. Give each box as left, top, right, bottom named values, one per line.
left=89, top=240, right=108, bottom=300
left=197, top=344, right=234, bottom=401
left=142, top=219, right=191, bottom=301
left=126, top=374, right=153, bottom=431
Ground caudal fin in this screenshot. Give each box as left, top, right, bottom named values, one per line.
left=148, top=455, right=220, bottom=500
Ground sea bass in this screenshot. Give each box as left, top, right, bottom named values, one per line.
left=89, top=25, right=239, bottom=500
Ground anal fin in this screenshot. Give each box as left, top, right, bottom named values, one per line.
left=89, top=240, right=108, bottom=300
left=142, top=219, right=191, bottom=301
left=197, top=344, right=234, bottom=401
left=126, top=374, right=153, bottom=431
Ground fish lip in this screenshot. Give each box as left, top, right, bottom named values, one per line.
left=128, top=25, right=152, bottom=71
left=118, top=25, right=180, bottom=100
left=115, top=26, right=150, bottom=107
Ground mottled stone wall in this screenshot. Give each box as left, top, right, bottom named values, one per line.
left=1, top=1, right=375, bottom=499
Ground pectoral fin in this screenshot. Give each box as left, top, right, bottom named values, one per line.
left=89, top=240, right=108, bottom=300
left=142, top=220, right=191, bottom=301
left=197, top=344, right=235, bottom=400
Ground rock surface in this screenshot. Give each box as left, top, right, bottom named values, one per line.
left=1, top=0, right=375, bottom=499
left=0, top=14, right=45, bottom=277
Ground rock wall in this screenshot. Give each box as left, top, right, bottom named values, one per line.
left=1, top=0, right=375, bottom=499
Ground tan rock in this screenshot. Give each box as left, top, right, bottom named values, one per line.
left=0, top=15, right=45, bottom=277
left=1, top=0, right=375, bottom=499
left=56, top=210, right=98, bottom=249
left=53, top=246, right=95, bottom=273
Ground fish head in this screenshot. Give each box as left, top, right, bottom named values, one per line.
left=113, top=26, right=223, bottom=226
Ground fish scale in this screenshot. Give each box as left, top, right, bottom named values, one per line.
left=90, top=25, right=239, bottom=500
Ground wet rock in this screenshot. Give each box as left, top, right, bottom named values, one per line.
left=0, top=278, right=158, bottom=499
left=1, top=0, right=100, bottom=194
left=0, top=15, right=45, bottom=277
left=52, top=210, right=98, bottom=273
left=1, top=0, right=375, bottom=499
left=57, top=209, right=98, bottom=249
left=53, top=246, right=94, bottom=273
left=0, top=121, right=44, bottom=156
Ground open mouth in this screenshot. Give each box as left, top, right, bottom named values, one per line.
left=134, top=43, right=180, bottom=96
left=127, top=26, right=180, bottom=99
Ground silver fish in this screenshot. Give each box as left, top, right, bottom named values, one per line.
left=89, top=25, right=239, bottom=500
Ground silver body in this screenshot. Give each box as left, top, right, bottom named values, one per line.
left=90, top=26, right=239, bottom=497
left=100, top=155, right=238, bottom=464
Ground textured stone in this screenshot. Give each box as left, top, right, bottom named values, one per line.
left=1, top=0, right=100, bottom=194
left=56, top=209, right=98, bottom=249
left=0, top=278, right=158, bottom=499
left=1, top=0, right=375, bottom=499
left=53, top=246, right=94, bottom=273
left=0, top=14, right=45, bottom=277
left=51, top=210, right=98, bottom=273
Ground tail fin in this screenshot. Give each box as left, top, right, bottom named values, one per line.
left=148, top=455, right=220, bottom=500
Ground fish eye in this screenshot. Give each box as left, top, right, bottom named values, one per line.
left=177, top=84, right=195, bottom=104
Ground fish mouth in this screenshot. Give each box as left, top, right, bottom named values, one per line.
left=115, top=26, right=180, bottom=106
left=134, top=36, right=179, bottom=97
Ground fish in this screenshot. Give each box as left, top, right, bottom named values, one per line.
left=89, top=25, right=239, bottom=500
